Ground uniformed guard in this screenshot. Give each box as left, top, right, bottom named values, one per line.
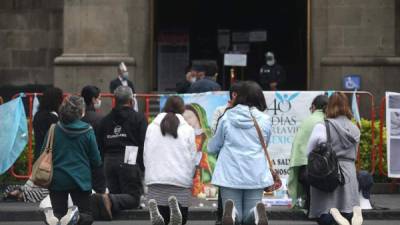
left=259, top=51, right=286, bottom=91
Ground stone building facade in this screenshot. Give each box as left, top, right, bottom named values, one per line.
left=0, top=0, right=399, bottom=103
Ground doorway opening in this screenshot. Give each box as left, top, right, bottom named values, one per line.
left=154, top=0, right=308, bottom=91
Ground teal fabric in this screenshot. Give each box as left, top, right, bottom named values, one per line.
left=0, top=97, right=28, bottom=174
left=42, top=120, right=102, bottom=191
left=288, top=110, right=325, bottom=208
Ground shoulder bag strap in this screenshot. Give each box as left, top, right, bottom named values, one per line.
left=45, top=124, right=56, bottom=153
left=251, top=114, right=274, bottom=170
left=325, top=119, right=331, bottom=145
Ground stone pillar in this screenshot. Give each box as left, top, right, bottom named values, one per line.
left=54, top=0, right=135, bottom=94
left=311, top=0, right=400, bottom=104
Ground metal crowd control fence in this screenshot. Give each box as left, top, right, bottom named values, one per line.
left=378, top=97, right=387, bottom=177
left=7, top=91, right=379, bottom=180
left=9, top=93, right=41, bottom=179
left=341, top=91, right=376, bottom=173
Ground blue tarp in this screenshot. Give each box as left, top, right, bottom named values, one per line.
left=0, top=97, right=28, bottom=174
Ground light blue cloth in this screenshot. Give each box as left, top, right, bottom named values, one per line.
left=220, top=187, right=264, bottom=225
left=208, top=104, right=273, bottom=189
left=0, top=97, right=28, bottom=174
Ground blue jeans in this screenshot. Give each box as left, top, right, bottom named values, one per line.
left=220, top=187, right=264, bottom=225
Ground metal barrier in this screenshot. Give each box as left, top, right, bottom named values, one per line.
left=6, top=91, right=379, bottom=180
left=378, top=97, right=388, bottom=177
left=341, top=91, right=376, bottom=173
left=9, top=93, right=40, bottom=179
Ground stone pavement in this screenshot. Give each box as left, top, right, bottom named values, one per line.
left=0, top=195, right=400, bottom=222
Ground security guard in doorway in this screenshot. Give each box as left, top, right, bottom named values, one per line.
left=259, top=51, right=286, bottom=91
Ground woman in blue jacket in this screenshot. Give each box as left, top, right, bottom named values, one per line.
left=208, top=81, right=273, bottom=225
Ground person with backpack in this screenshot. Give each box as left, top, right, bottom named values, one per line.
left=306, top=92, right=362, bottom=225
left=95, top=86, right=148, bottom=220
left=144, top=96, right=198, bottom=225
left=208, top=81, right=272, bottom=225
left=288, top=95, right=329, bottom=212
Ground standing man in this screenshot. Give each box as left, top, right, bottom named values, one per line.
left=109, top=62, right=135, bottom=93
left=95, top=86, right=147, bottom=220
left=188, top=64, right=221, bottom=93
left=259, top=51, right=286, bottom=91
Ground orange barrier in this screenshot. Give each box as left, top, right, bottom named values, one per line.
left=341, top=91, right=376, bottom=173
left=9, top=93, right=38, bottom=179
left=378, top=97, right=387, bottom=177
left=7, top=91, right=378, bottom=180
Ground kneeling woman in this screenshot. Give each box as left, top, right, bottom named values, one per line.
left=144, top=96, right=198, bottom=225
left=208, top=81, right=273, bottom=225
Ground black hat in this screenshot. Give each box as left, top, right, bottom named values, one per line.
left=357, top=170, right=373, bottom=199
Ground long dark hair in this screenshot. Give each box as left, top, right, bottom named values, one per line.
left=39, top=87, right=63, bottom=112
left=81, top=85, right=100, bottom=107
left=232, top=81, right=267, bottom=111
left=161, top=96, right=185, bottom=138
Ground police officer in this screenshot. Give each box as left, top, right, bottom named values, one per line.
left=259, top=51, right=286, bottom=91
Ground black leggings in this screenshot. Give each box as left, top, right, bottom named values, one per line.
left=49, top=189, right=93, bottom=225
left=158, top=205, right=189, bottom=225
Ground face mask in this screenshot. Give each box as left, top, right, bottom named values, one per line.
left=122, top=72, right=129, bottom=80
left=266, top=59, right=275, bottom=66
left=94, top=99, right=101, bottom=109
left=190, top=77, right=197, bottom=83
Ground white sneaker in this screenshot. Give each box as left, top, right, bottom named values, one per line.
left=351, top=206, right=363, bottom=225
left=222, top=199, right=236, bottom=225
left=330, top=208, right=350, bottom=225
left=168, top=196, right=182, bottom=225
left=148, top=199, right=164, bottom=225
left=60, top=206, right=79, bottom=225
left=254, top=202, right=268, bottom=225
left=43, top=207, right=60, bottom=225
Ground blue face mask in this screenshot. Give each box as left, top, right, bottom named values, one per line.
left=121, top=72, right=129, bottom=80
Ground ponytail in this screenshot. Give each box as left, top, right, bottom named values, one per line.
left=160, top=112, right=180, bottom=138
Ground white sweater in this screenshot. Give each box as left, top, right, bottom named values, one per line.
left=144, top=113, right=198, bottom=188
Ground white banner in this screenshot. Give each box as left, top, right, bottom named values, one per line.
left=264, top=91, right=324, bottom=179
left=386, top=92, right=400, bottom=178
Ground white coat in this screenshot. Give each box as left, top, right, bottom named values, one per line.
left=144, top=113, right=198, bottom=188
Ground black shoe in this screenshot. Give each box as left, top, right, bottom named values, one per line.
left=222, top=199, right=235, bottom=225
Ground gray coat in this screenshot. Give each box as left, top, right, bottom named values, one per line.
left=306, top=116, right=361, bottom=218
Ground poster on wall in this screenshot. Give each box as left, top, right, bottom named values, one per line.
left=386, top=92, right=400, bottom=178
left=160, top=91, right=324, bottom=201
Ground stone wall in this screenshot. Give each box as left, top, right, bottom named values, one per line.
left=0, top=0, right=63, bottom=87
left=312, top=0, right=400, bottom=106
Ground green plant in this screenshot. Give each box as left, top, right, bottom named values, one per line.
left=357, top=118, right=388, bottom=182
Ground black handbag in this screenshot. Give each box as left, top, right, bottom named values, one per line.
left=307, top=120, right=345, bottom=192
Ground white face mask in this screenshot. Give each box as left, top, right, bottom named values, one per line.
left=190, top=77, right=197, bottom=83
left=94, top=99, right=101, bottom=109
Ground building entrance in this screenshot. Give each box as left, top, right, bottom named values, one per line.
left=155, top=0, right=308, bottom=91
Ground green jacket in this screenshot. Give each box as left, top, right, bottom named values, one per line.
left=42, top=120, right=102, bottom=191
left=288, top=110, right=325, bottom=208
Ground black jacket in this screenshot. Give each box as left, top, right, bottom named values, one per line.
left=259, top=64, right=286, bottom=90
left=97, top=106, right=147, bottom=171
left=33, top=111, right=58, bottom=161
left=109, top=78, right=135, bottom=93
left=81, top=106, right=106, bottom=193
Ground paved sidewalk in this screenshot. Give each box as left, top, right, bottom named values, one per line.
left=1, top=194, right=400, bottom=221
